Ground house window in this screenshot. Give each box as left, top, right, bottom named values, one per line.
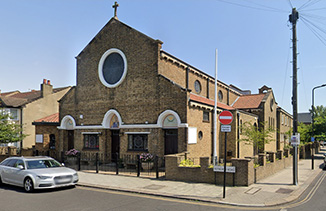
left=198, top=131, right=203, bottom=140
left=240, top=120, right=243, bottom=134
left=84, top=134, right=99, bottom=149
left=218, top=90, right=223, bottom=102
left=0, top=108, right=18, bottom=120
left=128, top=134, right=148, bottom=151
left=203, top=111, right=209, bottom=122
left=49, top=134, right=55, bottom=149
left=194, top=80, right=201, bottom=94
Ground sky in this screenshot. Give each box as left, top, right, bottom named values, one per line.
left=1, top=0, right=326, bottom=114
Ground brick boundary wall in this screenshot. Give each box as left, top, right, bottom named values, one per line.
left=165, top=154, right=255, bottom=186
left=165, top=144, right=318, bottom=186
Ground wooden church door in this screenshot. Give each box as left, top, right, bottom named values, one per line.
left=111, top=130, right=120, bottom=162
left=164, top=129, right=178, bottom=155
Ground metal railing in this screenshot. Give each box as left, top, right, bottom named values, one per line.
left=61, top=151, right=165, bottom=179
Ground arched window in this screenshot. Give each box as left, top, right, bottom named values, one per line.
left=110, top=114, right=119, bottom=129
left=163, top=114, right=178, bottom=128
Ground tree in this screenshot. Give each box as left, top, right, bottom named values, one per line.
left=312, top=105, right=326, bottom=141
left=299, top=105, right=326, bottom=143
left=0, top=113, right=26, bottom=144
left=298, top=123, right=311, bottom=143
left=240, top=121, right=275, bottom=154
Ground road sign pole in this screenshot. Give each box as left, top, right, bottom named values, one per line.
left=223, top=131, right=227, bottom=198
left=218, top=110, right=233, bottom=199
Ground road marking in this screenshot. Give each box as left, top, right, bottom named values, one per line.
left=77, top=172, right=326, bottom=210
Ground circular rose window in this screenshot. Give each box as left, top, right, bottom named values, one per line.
left=98, top=48, right=127, bottom=88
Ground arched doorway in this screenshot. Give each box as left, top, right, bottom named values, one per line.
left=163, top=114, right=178, bottom=155
left=59, top=116, right=76, bottom=151
left=110, top=114, right=120, bottom=162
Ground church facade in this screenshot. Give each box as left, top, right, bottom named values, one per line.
left=57, top=17, right=290, bottom=162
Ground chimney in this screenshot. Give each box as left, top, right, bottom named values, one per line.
left=41, top=78, right=53, bottom=97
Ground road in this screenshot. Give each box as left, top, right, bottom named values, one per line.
left=0, top=171, right=325, bottom=211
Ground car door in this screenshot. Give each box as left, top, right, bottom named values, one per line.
left=10, top=159, right=26, bottom=186
left=0, top=159, right=11, bottom=183
left=1, top=159, right=18, bottom=184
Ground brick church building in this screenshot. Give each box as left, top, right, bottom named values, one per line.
left=57, top=14, right=291, bottom=162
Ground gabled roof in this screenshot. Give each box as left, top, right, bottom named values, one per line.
left=0, top=96, right=28, bottom=107
left=0, top=87, right=69, bottom=107
left=32, top=113, right=59, bottom=126
left=0, top=91, right=20, bottom=97
left=232, top=94, right=265, bottom=109
left=189, top=94, right=235, bottom=110
left=77, top=17, right=163, bottom=57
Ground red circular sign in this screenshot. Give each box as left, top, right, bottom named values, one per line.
left=219, top=110, right=233, bottom=125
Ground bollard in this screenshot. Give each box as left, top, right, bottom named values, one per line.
left=116, top=152, right=119, bottom=175
left=96, top=152, right=99, bottom=173
left=78, top=153, right=81, bottom=171
left=155, top=155, right=159, bottom=179
left=137, top=155, right=141, bottom=177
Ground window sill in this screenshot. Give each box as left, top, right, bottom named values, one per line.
left=127, top=150, right=149, bottom=152
left=82, top=148, right=99, bottom=151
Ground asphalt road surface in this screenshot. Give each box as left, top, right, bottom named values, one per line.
left=0, top=171, right=325, bottom=211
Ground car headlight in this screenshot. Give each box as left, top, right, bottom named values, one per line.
left=37, top=175, right=52, bottom=180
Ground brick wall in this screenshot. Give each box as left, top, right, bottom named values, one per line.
left=165, top=154, right=254, bottom=186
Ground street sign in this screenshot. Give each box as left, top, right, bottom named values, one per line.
left=219, top=110, right=233, bottom=125
left=291, top=133, right=300, bottom=146
left=214, top=165, right=236, bottom=173
left=221, top=125, right=231, bottom=132
left=311, top=137, right=315, bottom=142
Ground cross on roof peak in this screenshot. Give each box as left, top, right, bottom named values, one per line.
left=112, top=1, right=119, bottom=19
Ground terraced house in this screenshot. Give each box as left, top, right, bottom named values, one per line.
left=57, top=14, right=292, bottom=163
left=0, top=80, right=71, bottom=150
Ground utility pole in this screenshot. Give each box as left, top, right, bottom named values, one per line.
left=289, top=7, right=299, bottom=186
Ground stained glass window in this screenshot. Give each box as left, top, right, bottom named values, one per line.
left=84, top=134, right=99, bottom=149
left=128, top=134, right=148, bottom=151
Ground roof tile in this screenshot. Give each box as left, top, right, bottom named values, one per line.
left=189, top=94, right=235, bottom=110
left=232, top=94, right=265, bottom=109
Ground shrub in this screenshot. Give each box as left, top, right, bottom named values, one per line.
left=179, top=159, right=200, bottom=167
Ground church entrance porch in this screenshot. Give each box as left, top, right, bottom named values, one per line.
left=111, top=130, right=120, bottom=162
left=164, top=129, right=178, bottom=155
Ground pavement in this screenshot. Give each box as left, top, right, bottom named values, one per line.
left=77, top=147, right=326, bottom=207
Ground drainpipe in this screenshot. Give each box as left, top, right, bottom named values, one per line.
left=237, top=112, right=240, bottom=158
left=227, top=88, right=230, bottom=105
left=207, top=78, right=210, bottom=98
left=186, top=67, right=189, bottom=90
left=20, top=107, right=23, bottom=153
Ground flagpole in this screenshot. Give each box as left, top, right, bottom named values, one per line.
left=214, top=49, right=218, bottom=165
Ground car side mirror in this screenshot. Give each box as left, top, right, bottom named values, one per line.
left=17, top=165, right=24, bottom=170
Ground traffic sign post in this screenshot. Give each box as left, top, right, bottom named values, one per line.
left=221, top=125, right=231, bottom=132
left=218, top=110, right=233, bottom=198
left=291, top=133, right=300, bottom=183
left=219, top=110, right=233, bottom=125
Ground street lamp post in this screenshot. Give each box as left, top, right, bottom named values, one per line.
left=311, top=84, right=326, bottom=170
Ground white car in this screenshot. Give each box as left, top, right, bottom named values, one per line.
left=0, top=156, right=78, bottom=192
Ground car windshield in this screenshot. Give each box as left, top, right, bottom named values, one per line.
left=26, top=159, right=62, bottom=169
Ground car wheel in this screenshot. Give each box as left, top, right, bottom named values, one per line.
left=0, top=176, right=3, bottom=185
left=24, top=177, right=34, bottom=192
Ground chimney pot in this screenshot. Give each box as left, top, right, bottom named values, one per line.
left=47, top=80, right=51, bottom=85
left=43, top=79, right=47, bottom=84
